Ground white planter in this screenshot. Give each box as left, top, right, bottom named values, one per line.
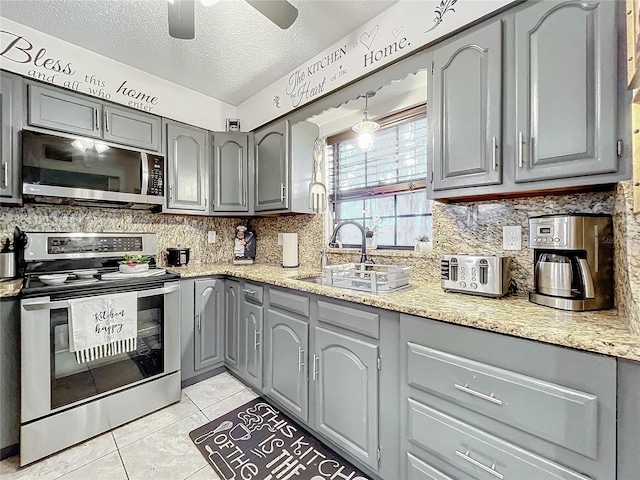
left=365, top=235, right=377, bottom=250
left=415, top=241, right=432, bottom=254
left=119, top=263, right=150, bottom=274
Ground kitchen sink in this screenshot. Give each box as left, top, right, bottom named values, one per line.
left=296, top=276, right=326, bottom=285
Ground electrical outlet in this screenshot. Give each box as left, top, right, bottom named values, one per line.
left=278, top=233, right=283, bottom=246
left=502, top=225, right=522, bottom=250
left=207, top=231, right=216, bottom=244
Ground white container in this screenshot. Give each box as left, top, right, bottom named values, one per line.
left=119, top=263, right=150, bottom=274
left=282, top=233, right=299, bottom=268
left=39, top=274, right=68, bottom=286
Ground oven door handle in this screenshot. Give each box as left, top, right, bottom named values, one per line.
left=22, top=284, right=180, bottom=311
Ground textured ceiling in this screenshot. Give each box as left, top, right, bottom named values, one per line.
left=1, top=0, right=398, bottom=105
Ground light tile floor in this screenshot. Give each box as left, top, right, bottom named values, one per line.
left=0, top=373, right=258, bottom=480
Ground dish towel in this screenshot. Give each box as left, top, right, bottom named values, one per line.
left=68, top=292, right=138, bottom=363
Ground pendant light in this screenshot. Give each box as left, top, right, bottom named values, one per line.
left=352, top=91, right=380, bottom=152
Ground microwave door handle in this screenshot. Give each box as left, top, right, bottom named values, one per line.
left=22, top=284, right=180, bottom=310
left=577, top=258, right=595, bottom=299
left=141, top=152, right=150, bottom=195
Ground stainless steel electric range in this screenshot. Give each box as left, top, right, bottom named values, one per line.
left=18, top=231, right=181, bottom=466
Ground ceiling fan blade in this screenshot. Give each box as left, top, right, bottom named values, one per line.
left=168, top=0, right=195, bottom=39
left=245, top=0, right=298, bottom=30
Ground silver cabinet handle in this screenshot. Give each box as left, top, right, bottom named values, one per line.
left=95, top=109, right=99, bottom=131
left=242, top=289, right=256, bottom=295
left=2, top=162, right=7, bottom=188
left=254, top=330, right=260, bottom=349
left=169, top=185, right=173, bottom=202
left=518, top=131, right=524, bottom=168
left=454, top=383, right=503, bottom=405
left=492, top=136, right=497, bottom=170
left=104, top=109, right=109, bottom=132
left=280, top=182, right=285, bottom=202
left=312, top=354, right=319, bottom=381
left=298, top=347, right=305, bottom=373
left=455, top=450, right=503, bottom=479
left=196, top=312, right=201, bottom=331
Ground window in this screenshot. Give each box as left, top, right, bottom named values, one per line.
left=327, top=105, right=432, bottom=249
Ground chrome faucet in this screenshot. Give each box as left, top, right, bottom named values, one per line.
left=328, top=220, right=374, bottom=264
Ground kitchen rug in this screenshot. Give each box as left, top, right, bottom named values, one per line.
left=189, top=397, right=371, bottom=480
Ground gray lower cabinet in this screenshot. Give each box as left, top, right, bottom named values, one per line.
left=264, top=307, right=309, bottom=422
left=0, top=72, right=22, bottom=204
left=224, top=280, right=241, bottom=370
left=165, top=120, right=208, bottom=212
left=103, top=104, right=161, bottom=152
left=240, top=299, right=263, bottom=390
left=400, top=314, right=616, bottom=480
left=27, top=83, right=161, bottom=151
left=513, top=0, right=617, bottom=183
left=194, top=278, right=224, bottom=371
left=431, top=20, right=502, bottom=191
left=255, top=120, right=287, bottom=212
left=0, top=297, right=20, bottom=458
left=211, top=132, right=251, bottom=213
left=312, top=326, right=379, bottom=471
left=617, top=359, right=640, bottom=480
left=180, top=278, right=224, bottom=385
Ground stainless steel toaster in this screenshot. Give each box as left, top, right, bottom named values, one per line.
left=440, top=254, right=511, bottom=297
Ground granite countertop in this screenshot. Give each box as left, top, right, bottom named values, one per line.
left=0, top=279, right=22, bottom=299
left=169, top=263, right=640, bottom=361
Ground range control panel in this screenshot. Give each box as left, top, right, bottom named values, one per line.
left=47, top=236, right=143, bottom=254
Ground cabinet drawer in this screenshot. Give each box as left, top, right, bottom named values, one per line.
left=269, top=288, right=309, bottom=317
left=407, top=453, right=454, bottom=480
left=408, top=399, right=589, bottom=480
left=317, top=300, right=379, bottom=339
left=407, top=342, right=598, bottom=458
left=242, top=282, right=264, bottom=304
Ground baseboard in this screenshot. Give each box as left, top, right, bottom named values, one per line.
left=0, top=443, right=19, bottom=461
left=181, top=365, right=226, bottom=388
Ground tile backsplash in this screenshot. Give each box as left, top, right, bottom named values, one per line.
left=2, top=181, right=638, bottom=336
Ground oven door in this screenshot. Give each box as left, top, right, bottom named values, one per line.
left=20, top=282, right=180, bottom=423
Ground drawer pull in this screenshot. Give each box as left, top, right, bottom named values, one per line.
left=454, top=383, right=503, bottom=405
left=242, top=288, right=256, bottom=295
left=455, top=450, right=504, bottom=479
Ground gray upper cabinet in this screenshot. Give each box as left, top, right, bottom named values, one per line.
left=194, top=279, right=224, bottom=372
left=166, top=120, right=208, bottom=212
left=513, top=0, right=616, bottom=183
left=1, top=73, right=22, bottom=203
left=241, top=300, right=263, bottom=390
left=28, top=84, right=102, bottom=138
left=255, top=120, right=287, bottom=212
left=313, top=326, right=379, bottom=471
left=212, top=132, right=250, bottom=213
left=103, top=105, right=161, bottom=151
left=28, top=83, right=161, bottom=152
left=265, top=308, right=309, bottom=422
left=224, top=280, right=240, bottom=370
left=432, top=20, right=503, bottom=191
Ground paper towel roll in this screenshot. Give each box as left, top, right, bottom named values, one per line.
left=282, top=233, right=299, bottom=268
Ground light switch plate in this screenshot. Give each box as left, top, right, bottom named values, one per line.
left=207, top=231, right=216, bottom=244
left=503, top=226, right=522, bottom=250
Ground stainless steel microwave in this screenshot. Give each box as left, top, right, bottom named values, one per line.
left=22, top=130, right=165, bottom=208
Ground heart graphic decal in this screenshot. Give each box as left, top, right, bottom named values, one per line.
left=392, top=26, right=404, bottom=39
left=359, top=24, right=379, bottom=50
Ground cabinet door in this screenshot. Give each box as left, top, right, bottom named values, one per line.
left=212, top=132, right=249, bottom=212
left=265, top=308, right=308, bottom=422
left=242, top=300, right=263, bottom=389
left=166, top=121, right=208, bottom=211
left=432, top=21, right=502, bottom=191
left=514, top=0, right=617, bottom=183
left=314, top=326, right=379, bottom=470
left=224, top=281, right=240, bottom=370
left=0, top=73, right=20, bottom=199
left=194, top=279, right=224, bottom=371
left=103, top=105, right=161, bottom=151
left=255, top=120, right=288, bottom=211
left=28, top=84, right=102, bottom=138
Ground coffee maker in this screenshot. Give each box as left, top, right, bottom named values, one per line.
left=529, top=214, right=613, bottom=311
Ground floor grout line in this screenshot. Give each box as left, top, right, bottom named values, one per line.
left=116, top=448, right=130, bottom=480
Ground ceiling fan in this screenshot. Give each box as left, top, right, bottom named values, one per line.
left=168, top=0, right=299, bottom=39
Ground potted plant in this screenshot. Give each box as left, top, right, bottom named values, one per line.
left=415, top=235, right=432, bottom=253
left=119, top=253, right=150, bottom=273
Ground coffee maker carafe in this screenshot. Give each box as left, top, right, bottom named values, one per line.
left=529, top=214, right=613, bottom=311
